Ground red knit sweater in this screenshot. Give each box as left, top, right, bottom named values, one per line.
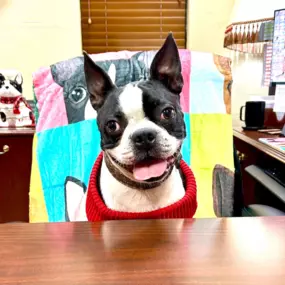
left=86, top=153, right=197, bottom=221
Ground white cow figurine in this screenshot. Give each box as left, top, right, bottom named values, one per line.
left=0, top=73, right=34, bottom=128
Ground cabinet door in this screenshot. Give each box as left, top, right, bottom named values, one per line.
left=0, top=135, right=33, bottom=223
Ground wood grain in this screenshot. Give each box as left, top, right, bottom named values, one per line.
left=0, top=128, right=35, bottom=136
left=233, top=126, right=285, bottom=205
left=0, top=131, right=34, bottom=222
left=233, top=127, right=285, bottom=163
left=1, top=218, right=285, bottom=284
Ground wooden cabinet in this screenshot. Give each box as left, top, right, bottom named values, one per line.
left=233, top=127, right=285, bottom=209
left=0, top=129, right=34, bottom=223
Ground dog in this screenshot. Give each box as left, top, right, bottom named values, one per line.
left=84, top=33, right=192, bottom=213
left=0, top=73, right=34, bottom=127
left=64, top=34, right=197, bottom=221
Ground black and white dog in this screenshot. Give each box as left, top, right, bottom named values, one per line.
left=83, top=34, right=188, bottom=213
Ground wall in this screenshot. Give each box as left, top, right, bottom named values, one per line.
left=1, top=0, right=281, bottom=112
left=187, top=0, right=235, bottom=56
left=231, top=54, right=268, bottom=116
left=0, top=0, right=82, bottom=99
left=226, top=0, right=285, bottom=116
left=187, top=0, right=285, bottom=117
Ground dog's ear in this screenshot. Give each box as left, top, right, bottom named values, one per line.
left=0, top=73, right=5, bottom=82
left=14, top=73, right=23, bottom=86
left=150, top=33, right=183, bottom=95
left=83, top=52, right=115, bottom=110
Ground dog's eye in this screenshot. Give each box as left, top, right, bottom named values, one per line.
left=69, top=87, right=87, bottom=103
left=161, top=107, right=175, bottom=120
left=106, top=120, right=120, bottom=133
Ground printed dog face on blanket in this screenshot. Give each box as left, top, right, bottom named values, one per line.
left=50, top=59, right=96, bottom=123
left=84, top=34, right=186, bottom=184
left=50, top=54, right=149, bottom=124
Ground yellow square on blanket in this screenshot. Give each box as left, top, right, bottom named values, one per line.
left=190, top=114, right=234, bottom=218
left=29, top=135, right=48, bottom=223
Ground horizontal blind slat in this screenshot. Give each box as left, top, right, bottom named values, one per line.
left=83, top=39, right=185, bottom=46
left=81, top=3, right=184, bottom=9
left=81, top=17, right=185, bottom=25
left=81, top=24, right=185, bottom=33
left=87, top=45, right=185, bottom=53
left=80, top=0, right=186, bottom=6
left=82, top=31, right=185, bottom=39
left=81, top=10, right=185, bottom=17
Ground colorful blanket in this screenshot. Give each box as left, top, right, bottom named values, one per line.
left=30, top=49, right=234, bottom=222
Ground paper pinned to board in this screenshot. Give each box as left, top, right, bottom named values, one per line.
left=274, top=85, right=285, bottom=112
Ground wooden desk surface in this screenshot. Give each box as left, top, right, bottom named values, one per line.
left=233, top=127, right=285, bottom=163
left=1, top=218, right=285, bottom=284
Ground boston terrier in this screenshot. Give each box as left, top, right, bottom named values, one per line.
left=82, top=34, right=192, bottom=214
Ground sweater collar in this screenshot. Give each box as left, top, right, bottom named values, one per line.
left=86, top=152, right=197, bottom=221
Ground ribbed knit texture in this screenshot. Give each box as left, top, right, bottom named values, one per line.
left=86, top=152, right=197, bottom=221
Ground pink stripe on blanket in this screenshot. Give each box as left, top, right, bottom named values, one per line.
left=33, top=67, right=68, bottom=132
left=178, top=50, right=191, bottom=113
left=34, top=51, right=137, bottom=132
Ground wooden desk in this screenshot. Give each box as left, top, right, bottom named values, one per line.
left=233, top=127, right=285, bottom=206
left=0, top=128, right=34, bottom=223
left=0, top=218, right=285, bottom=284
left=234, top=127, right=285, bottom=164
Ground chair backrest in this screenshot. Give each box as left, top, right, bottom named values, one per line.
left=29, top=49, right=234, bottom=222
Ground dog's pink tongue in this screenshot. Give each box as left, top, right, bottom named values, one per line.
left=133, top=160, right=167, bottom=181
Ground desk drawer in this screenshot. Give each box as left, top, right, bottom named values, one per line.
left=0, top=135, right=33, bottom=223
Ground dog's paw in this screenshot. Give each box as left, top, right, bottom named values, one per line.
left=64, top=176, right=88, bottom=221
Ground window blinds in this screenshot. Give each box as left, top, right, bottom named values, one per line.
left=80, top=0, right=186, bottom=53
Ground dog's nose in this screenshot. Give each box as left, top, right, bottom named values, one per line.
left=132, top=129, right=157, bottom=150
left=5, top=86, right=9, bottom=89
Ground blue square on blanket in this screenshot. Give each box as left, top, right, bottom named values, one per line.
left=37, top=119, right=101, bottom=222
